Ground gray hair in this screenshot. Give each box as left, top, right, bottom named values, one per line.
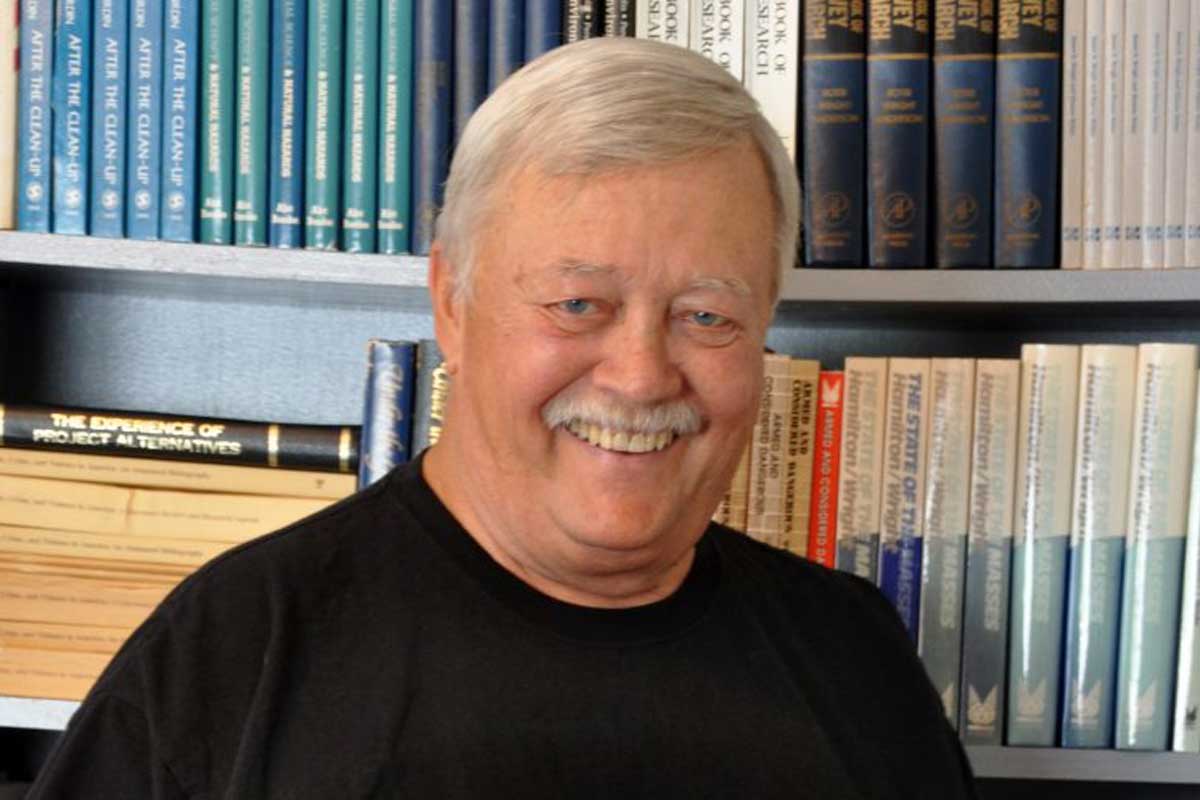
left=434, top=37, right=800, bottom=301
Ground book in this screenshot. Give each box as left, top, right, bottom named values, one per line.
left=0, top=0, right=15, bottom=229
left=0, top=568, right=174, bottom=627
left=866, top=0, right=931, bottom=267
left=780, top=358, right=819, bottom=558
left=411, top=338, right=448, bottom=454
left=746, top=353, right=793, bottom=548
left=835, top=356, right=888, bottom=581
left=0, top=524, right=229, bottom=568
left=690, top=0, right=743, bottom=79
left=160, top=0, right=199, bottom=242
left=993, top=0, right=1062, bottom=268
left=340, top=0, right=380, bottom=252
left=1116, top=343, right=1199, bottom=750
left=0, top=403, right=360, bottom=473
left=452, top=0, right=487, bottom=144
left=0, top=619, right=130, bottom=656
left=1120, top=0, right=1167, bottom=269
left=524, top=0, right=562, bottom=60
left=603, top=0, right=633, bottom=36
left=802, top=0, right=866, bottom=266
left=744, top=1, right=798, bottom=161
left=918, top=358, right=975, bottom=729
left=1007, top=344, right=1080, bottom=746
left=565, top=0, right=602, bottom=42
left=411, top=0, right=452, bottom=255
left=358, top=339, right=416, bottom=489
left=18, top=0, right=54, bottom=231
left=1058, top=0, right=1084, bottom=269
left=0, top=447, right=357, bottom=498
left=1173, top=367, right=1200, bottom=752
left=126, top=0, right=164, bottom=240
left=1164, top=0, right=1191, bottom=269
left=89, top=0, right=128, bottom=238
left=807, top=371, right=844, bottom=569
left=1060, top=345, right=1137, bottom=748
left=1100, top=0, right=1125, bottom=269
left=376, top=0, right=413, bottom=255
left=489, top=0, right=524, bottom=90
left=303, top=0, right=343, bottom=249
left=960, top=358, right=1020, bottom=744
left=51, top=0, right=90, bottom=235
left=877, top=357, right=931, bottom=640
left=0, top=640, right=123, bottom=700
left=636, top=0, right=688, bottom=47
left=719, top=443, right=752, bottom=532
left=1188, top=0, right=1200, bottom=268
left=198, top=0, right=236, bottom=243
left=267, top=0, right=306, bottom=247
left=234, top=0, right=269, bottom=245
left=1081, top=0, right=1104, bottom=269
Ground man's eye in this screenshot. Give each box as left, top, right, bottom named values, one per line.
left=689, top=311, right=728, bottom=328
left=558, top=298, right=594, bottom=315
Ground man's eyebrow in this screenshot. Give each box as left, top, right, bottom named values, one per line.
left=687, top=276, right=752, bottom=297
left=548, top=259, right=617, bottom=277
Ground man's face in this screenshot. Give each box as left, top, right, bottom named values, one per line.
left=435, top=139, right=778, bottom=580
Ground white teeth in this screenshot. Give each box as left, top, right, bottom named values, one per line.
left=561, top=420, right=675, bottom=454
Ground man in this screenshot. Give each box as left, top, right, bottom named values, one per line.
left=28, top=39, right=976, bottom=798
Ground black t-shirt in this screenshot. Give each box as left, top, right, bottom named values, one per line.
left=27, top=457, right=977, bottom=799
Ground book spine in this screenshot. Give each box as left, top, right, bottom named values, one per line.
left=411, top=338, right=448, bottom=453
left=160, top=0, right=198, bottom=242
left=866, top=0, right=930, bottom=267
left=89, top=0, right=127, bottom=237
left=746, top=353, right=793, bottom=548
left=1120, top=1, right=1147, bottom=268
left=1081, top=0, right=1104, bottom=268
left=0, top=618, right=132, bottom=656
left=721, top=443, right=752, bottom=532
left=1165, top=0, right=1191, bottom=268
left=126, top=0, right=164, bottom=240
left=918, top=358, right=975, bottom=729
left=1059, top=0, right=1084, bottom=268
left=877, top=357, right=931, bottom=641
left=17, top=0, right=54, bottom=231
left=452, top=0, right=487, bottom=143
left=376, top=0, right=413, bottom=254
left=198, top=0, right=235, bottom=242
left=636, top=0, right=687, bottom=45
left=524, top=0, right=562, bottom=60
left=410, top=0, right=451, bottom=255
left=993, top=0, right=1062, bottom=268
left=489, top=0, right=524, bottom=90
left=1100, top=0, right=1125, bottom=269
left=835, top=356, right=888, bottom=581
left=808, top=371, right=844, bottom=568
left=780, top=359, right=819, bottom=558
left=0, top=524, right=230, bottom=569
left=0, top=0, right=16, bottom=229
left=1060, top=344, right=1137, bottom=748
left=1007, top=344, right=1080, bottom=745
left=303, top=0, right=343, bottom=248
left=565, top=0, right=602, bottom=42
left=358, top=339, right=416, bottom=489
left=267, top=0, right=306, bottom=247
left=960, top=358, right=1020, bottom=744
left=233, top=0, right=268, bottom=244
left=802, top=0, right=866, bottom=266
left=1116, top=343, right=1199, bottom=750
left=1136, top=1, right=1169, bottom=268
left=1172, top=367, right=1200, bottom=752
left=1188, top=0, right=1200, bottom=267
left=603, top=0, right=634, bottom=36
left=340, top=0, right=379, bottom=252
left=690, top=0, right=743, bottom=79
left=51, top=0, right=90, bottom=234
left=0, top=403, right=361, bottom=472
left=744, top=0, right=797, bottom=160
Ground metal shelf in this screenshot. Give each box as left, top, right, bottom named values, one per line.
left=967, top=746, right=1200, bottom=784
left=0, top=696, right=78, bottom=732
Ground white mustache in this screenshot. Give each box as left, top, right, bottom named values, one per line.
left=541, top=391, right=702, bottom=436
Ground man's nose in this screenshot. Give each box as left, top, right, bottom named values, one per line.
left=590, top=318, right=684, bottom=405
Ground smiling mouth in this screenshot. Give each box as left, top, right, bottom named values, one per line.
left=564, top=420, right=676, bottom=453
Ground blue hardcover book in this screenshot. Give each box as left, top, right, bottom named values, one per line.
left=412, top=0, right=452, bottom=255
left=801, top=0, right=865, bottom=266
left=489, top=0, right=524, bottom=91
left=268, top=0, right=306, bottom=247
left=411, top=338, right=447, bottom=454
left=17, top=0, right=53, bottom=231
left=453, top=0, right=487, bottom=145
left=866, top=0, right=930, bottom=268
left=565, top=0, right=601, bottom=42
left=160, top=0, right=198, bottom=241
left=376, top=0, right=413, bottom=255
left=90, top=0, right=128, bottom=237
left=993, top=0, right=1061, bottom=268
left=358, top=339, right=417, bottom=489
left=603, top=0, right=632, bottom=36
left=126, top=0, right=164, bottom=239
left=51, top=0, right=90, bottom=234
left=524, top=0, right=561, bottom=59
left=933, top=0, right=995, bottom=268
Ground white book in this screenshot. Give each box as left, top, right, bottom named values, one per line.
left=0, top=0, right=14, bottom=228
left=1101, top=0, right=1126, bottom=269
left=1082, top=0, right=1107, bottom=269
left=836, top=357, right=889, bottom=582
left=1165, top=0, right=1192, bottom=268
left=1061, top=0, right=1086, bottom=269
left=1186, top=0, right=1200, bottom=267
left=1172, top=369, right=1200, bottom=752
left=689, top=0, right=745, bottom=81
left=743, top=0, right=800, bottom=161
left=636, top=0, right=691, bottom=47
left=1123, top=1, right=1169, bottom=268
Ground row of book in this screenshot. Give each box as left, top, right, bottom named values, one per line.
left=723, top=344, right=1200, bottom=752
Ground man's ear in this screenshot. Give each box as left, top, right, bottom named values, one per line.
left=428, top=240, right=462, bottom=375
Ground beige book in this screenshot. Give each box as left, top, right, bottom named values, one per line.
left=746, top=354, right=793, bottom=547
left=0, top=474, right=332, bottom=543
left=0, top=0, right=14, bottom=228
left=0, top=646, right=114, bottom=701
left=1101, top=0, right=1125, bottom=268
left=1165, top=0, right=1192, bottom=268
left=723, top=443, right=752, bottom=532
left=1082, top=0, right=1106, bottom=269
left=0, top=524, right=229, bottom=568
left=1122, top=1, right=1169, bottom=268
left=0, top=619, right=129, bottom=656
left=1061, top=0, right=1086, bottom=268
left=0, top=570, right=171, bottom=627
left=836, top=357, right=889, bottom=580
left=0, top=447, right=356, bottom=499
left=780, top=358, right=820, bottom=557
left=0, top=556, right=188, bottom=584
